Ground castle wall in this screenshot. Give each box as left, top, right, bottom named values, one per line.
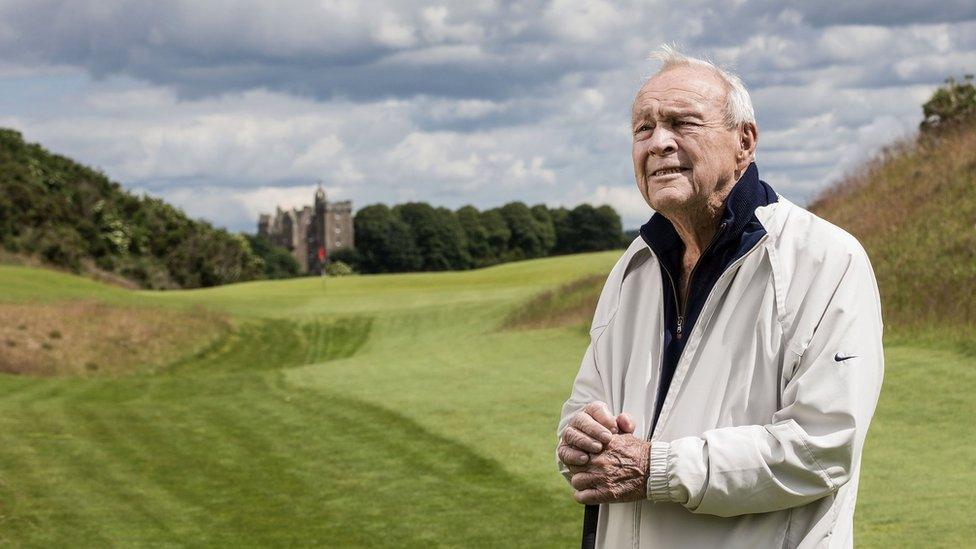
left=326, top=200, right=354, bottom=252
left=257, top=188, right=354, bottom=275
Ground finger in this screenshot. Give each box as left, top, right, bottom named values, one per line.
left=557, top=443, right=590, bottom=466
left=570, top=410, right=614, bottom=444
left=574, top=488, right=610, bottom=506
left=567, top=463, right=589, bottom=475
left=585, top=401, right=619, bottom=434
left=562, top=426, right=603, bottom=453
left=616, top=412, right=636, bottom=434
left=570, top=473, right=597, bottom=491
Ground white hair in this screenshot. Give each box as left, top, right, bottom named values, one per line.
left=647, top=43, right=756, bottom=130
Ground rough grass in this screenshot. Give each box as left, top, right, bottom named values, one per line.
left=501, top=273, right=605, bottom=331
left=0, top=301, right=228, bottom=376
left=809, top=125, right=976, bottom=337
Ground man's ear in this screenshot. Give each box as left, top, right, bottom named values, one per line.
left=738, top=122, right=758, bottom=162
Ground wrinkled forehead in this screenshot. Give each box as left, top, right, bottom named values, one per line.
left=631, top=67, right=727, bottom=118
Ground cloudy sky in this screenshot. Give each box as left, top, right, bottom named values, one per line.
left=1, top=1, right=974, bottom=231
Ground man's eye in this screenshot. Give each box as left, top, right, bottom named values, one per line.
left=635, top=124, right=652, bottom=133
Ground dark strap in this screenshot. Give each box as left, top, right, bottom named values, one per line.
left=581, top=504, right=599, bottom=549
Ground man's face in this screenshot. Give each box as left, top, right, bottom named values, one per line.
left=631, top=65, right=744, bottom=214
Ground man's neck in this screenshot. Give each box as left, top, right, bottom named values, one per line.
left=661, top=188, right=731, bottom=257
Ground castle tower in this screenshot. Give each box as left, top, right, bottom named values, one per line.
left=308, top=182, right=328, bottom=275
left=257, top=182, right=353, bottom=276
left=325, top=199, right=354, bottom=253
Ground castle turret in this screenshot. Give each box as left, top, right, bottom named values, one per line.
left=257, top=182, right=353, bottom=275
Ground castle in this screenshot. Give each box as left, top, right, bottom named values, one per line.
left=257, top=184, right=354, bottom=275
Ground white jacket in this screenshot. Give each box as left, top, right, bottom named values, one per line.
left=557, top=197, right=884, bottom=548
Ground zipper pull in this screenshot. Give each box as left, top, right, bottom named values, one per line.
left=676, top=315, right=684, bottom=340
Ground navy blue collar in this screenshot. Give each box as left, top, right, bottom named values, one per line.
left=639, top=162, right=775, bottom=258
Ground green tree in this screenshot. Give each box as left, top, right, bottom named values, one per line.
left=456, top=205, right=491, bottom=266
left=567, top=204, right=624, bottom=253
left=595, top=205, right=626, bottom=249
left=921, top=74, right=976, bottom=132
left=550, top=206, right=573, bottom=254
left=394, top=202, right=470, bottom=271
left=329, top=248, right=362, bottom=272
left=530, top=204, right=557, bottom=255
left=499, top=201, right=545, bottom=259
left=480, top=208, right=511, bottom=261
left=245, top=234, right=300, bottom=279
left=552, top=204, right=624, bottom=254
left=353, top=204, right=422, bottom=273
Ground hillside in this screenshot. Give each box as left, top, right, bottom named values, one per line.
left=0, top=128, right=271, bottom=289
left=809, top=124, right=976, bottom=340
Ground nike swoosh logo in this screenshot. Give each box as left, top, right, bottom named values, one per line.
left=834, top=353, right=858, bottom=362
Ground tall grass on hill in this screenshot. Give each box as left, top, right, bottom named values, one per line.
left=0, top=301, right=228, bottom=376
left=502, top=273, right=605, bottom=332
left=809, top=124, right=976, bottom=339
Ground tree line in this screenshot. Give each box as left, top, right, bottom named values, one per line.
left=0, top=128, right=270, bottom=289
left=330, top=201, right=626, bottom=274
left=0, top=126, right=628, bottom=287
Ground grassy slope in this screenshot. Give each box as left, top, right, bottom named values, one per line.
left=808, top=127, right=976, bottom=342
left=0, top=244, right=973, bottom=547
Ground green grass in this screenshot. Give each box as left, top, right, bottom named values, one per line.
left=0, top=251, right=973, bottom=547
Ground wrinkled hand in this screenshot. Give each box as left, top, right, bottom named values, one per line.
left=571, top=433, right=651, bottom=505
left=557, top=401, right=635, bottom=471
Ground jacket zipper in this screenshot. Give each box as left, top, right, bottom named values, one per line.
left=651, top=233, right=770, bottom=439
left=663, top=221, right=728, bottom=340
left=636, top=221, right=728, bottom=547
left=634, top=233, right=769, bottom=548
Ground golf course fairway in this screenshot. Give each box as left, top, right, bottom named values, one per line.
left=0, top=251, right=972, bottom=547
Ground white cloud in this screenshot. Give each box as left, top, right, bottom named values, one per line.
left=372, top=11, right=417, bottom=48
left=585, top=185, right=651, bottom=228
left=543, top=0, right=625, bottom=43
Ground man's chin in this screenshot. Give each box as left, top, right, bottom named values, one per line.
left=648, top=188, right=692, bottom=213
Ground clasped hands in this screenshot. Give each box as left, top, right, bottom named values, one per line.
left=557, top=401, right=651, bottom=505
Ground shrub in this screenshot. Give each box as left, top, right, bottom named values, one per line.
left=325, top=260, right=355, bottom=277
left=921, top=74, right=976, bottom=132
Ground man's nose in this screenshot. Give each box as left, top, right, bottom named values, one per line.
left=647, top=126, right=677, bottom=156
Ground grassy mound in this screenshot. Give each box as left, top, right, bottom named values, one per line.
left=169, top=316, right=373, bottom=374
left=0, top=301, right=227, bottom=376
left=502, top=273, right=605, bottom=331
left=809, top=125, right=976, bottom=337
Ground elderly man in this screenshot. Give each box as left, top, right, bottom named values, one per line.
left=556, top=46, right=884, bottom=548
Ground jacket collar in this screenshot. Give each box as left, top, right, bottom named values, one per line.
left=639, top=162, right=775, bottom=258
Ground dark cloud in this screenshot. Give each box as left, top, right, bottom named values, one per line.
left=0, top=0, right=627, bottom=102
left=789, top=1, right=976, bottom=27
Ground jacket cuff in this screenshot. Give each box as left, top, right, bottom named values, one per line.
left=647, top=441, right=672, bottom=502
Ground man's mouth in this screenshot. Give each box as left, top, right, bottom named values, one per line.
left=651, top=167, right=687, bottom=177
